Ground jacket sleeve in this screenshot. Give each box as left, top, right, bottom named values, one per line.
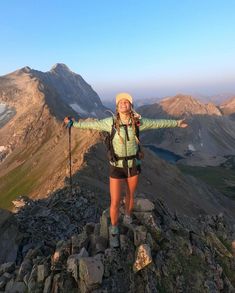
left=139, top=117, right=178, bottom=131
left=73, top=117, right=112, bottom=132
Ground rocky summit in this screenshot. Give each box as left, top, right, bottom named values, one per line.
left=0, top=186, right=234, bottom=293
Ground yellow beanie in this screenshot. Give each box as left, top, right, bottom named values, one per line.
left=116, top=92, right=133, bottom=105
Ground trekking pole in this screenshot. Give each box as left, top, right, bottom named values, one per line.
left=66, top=117, right=73, bottom=193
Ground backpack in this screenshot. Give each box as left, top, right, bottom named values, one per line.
left=104, top=117, right=144, bottom=164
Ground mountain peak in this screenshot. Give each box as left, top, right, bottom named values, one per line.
left=12, top=66, right=32, bottom=75
left=163, top=94, right=196, bottom=103
left=50, top=63, right=72, bottom=73
left=160, top=94, right=221, bottom=117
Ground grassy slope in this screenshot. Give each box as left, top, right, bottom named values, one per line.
left=0, top=163, right=40, bottom=209
left=177, top=163, right=235, bottom=200
left=0, top=126, right=54, bottom=209
left=0, top=128, right=100, bottom=210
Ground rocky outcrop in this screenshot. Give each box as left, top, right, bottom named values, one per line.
left=0, top=188, right=234, bottom=292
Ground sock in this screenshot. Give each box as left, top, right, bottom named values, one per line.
left=111, top=225, right=119, bottom=234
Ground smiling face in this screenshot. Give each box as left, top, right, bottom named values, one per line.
left=117, top=99, right=132, bottom=114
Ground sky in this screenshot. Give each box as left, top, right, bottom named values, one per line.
left=0, top=0, right=235, bottom=100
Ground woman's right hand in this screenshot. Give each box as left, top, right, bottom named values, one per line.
left=64, top=117, right=75, bottom=128
left=64, top=117, right=70, bottom=125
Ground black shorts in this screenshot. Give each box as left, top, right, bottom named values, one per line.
left=109, top=164, right=141, bottom=179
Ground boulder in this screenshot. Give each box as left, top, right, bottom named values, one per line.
left=133, top=225, right=147, bottom=247
left=18, top=259, right=32, bottom=281
left=133, top=244, right=152, bottom=272
left=67, top=248, right=88, bottom=281
left=99, top=209, right=110, bottom=240
left=134, top=211, right=162, bottom=241
left=79, top=257, right=104, bottom=290
left=37, top=264, right=49, bottom=283
left=133, top=198, right=155, bottom=212
left=5, top=280, right=27, bottom=293
left=89, top=234, right=108, bottom=255
left=0, top=275, right=8, bottom=290
left=0, top=262, right=15, bottom=274
left=43, top=275, right=52, bottom=293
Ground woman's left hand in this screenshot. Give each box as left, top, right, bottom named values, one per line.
left=177, top=119, right=188, bottom=128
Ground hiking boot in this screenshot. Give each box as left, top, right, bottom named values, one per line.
left=123, top=215, right=133, bottom=225
left=109, top=225, right=120, bottom=248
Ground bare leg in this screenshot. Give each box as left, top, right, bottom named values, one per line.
left=125, top=175, right=139, bottom=216
left=109, top=177, right=123, bottom=226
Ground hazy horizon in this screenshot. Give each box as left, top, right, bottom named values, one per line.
left=1, top=0, right=235, bottom=101
left=1, top=64, right=235, bottom=102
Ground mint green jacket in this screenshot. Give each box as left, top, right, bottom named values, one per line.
left=73, top=117, right=178, bottom=168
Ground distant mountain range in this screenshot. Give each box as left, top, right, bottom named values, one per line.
left=138, top=94, right=222, bottom=118
left=102, top=92, right=235, bottom=114
left=196, top=93, right=235, bottom=105
left=102, top=96, right=161, bottom=111
left=0, top=64, right=235, bottom=217
left=137, top=94, right=235, bottom=166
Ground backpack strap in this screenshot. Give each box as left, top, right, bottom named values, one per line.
left=107, top=118, right=118, bottom=163
left=107, top=117, right=143, bottom=164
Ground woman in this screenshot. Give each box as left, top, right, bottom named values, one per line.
left=64, top=93, right=188, bottom=248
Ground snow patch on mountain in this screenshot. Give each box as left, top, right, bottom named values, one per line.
left=0, top=104, right=7, bottom=114
left=0, top=104, right=16, bottom=128
left=70, top=103, right=88, bottom=115
left=188, top=144, right=196, bottom=151
left=0, top=146, right=6, bottom=152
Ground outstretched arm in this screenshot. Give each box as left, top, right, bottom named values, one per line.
left=139, top=118, right=188, bottom=131
left=64, top=116, right=113, bottom=132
